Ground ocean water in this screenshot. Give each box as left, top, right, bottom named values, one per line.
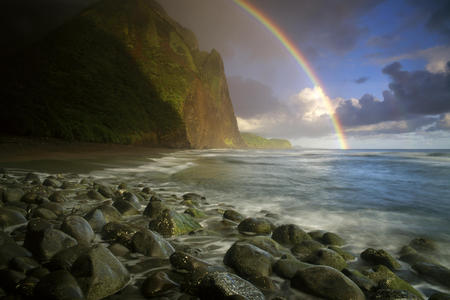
left=91, top=149, right=450, bottom=265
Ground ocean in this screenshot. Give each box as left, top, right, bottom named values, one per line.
left=2, top=148, right=450, bottom=295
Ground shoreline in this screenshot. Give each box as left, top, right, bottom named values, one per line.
left=0, top=162, right=449, bottom=299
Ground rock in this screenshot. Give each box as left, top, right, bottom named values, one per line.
left=9, top=256, right=40, bottom=273
left=84, top=209, right=106, bottom=232
left=117, top=183, right=127, bottom=190
left=308, top=230, right=326, bottom=241
left=49, top=191, right=66, bottom=203
left=61, top=181, right=78, bottom=189
left=87, top=190, right=104, bottom=200
left=412, top=262, right=450, bottom=289
left=0, top=268, right=27, bottom=291
left=0, top=207, right=27, bottom=229
left=43, top=178, right=61, bottom=188
left=48, top=245, right=89, bottom=271
left=305, top=248, right=347, bottom=271
left=21, top=192, right=40, bottom=204
left=102, top=222, right=137, bottom=248
left=182, top=193, right=205, bottom=201
left=71, top=244, right=130, bottom=300
left=322, top=232, right=345, bottom=246
left=108, top=243, right=130, bottom=257
left=273, top=257, right=312, bottom=279
left=24, top=173, right=41, bottom=183
left=28, top=267, right=50, bottom=279
left=342, top=268, right=377, bottom=293
left=241, top=236, right=289, bottom=257
left=371, top=288, right=422, bottom=300
left=16, top=276, right=40, bottom=297
left=0, top=233, right=32, bottom=267
left=291, top=265, right=365, bottom=300
left=40, top=202, right=64, bottom=216
left=131, top=229, right=175, bottom=258
left=185, top=207, right=207, bottom=218
left=399, top=245, right=439, bottom=266
left=34, top=270, right=84, bottom=300
left=95, top=183, right=114, bottom=198
left=429, top=292, right=450, bottom=300
left=170, top=251, right=210, bottom=273
left=223, top=209, right=244, bottom=222
left=32, top=207, right=58, bottom=220
left=237, top=218, right=273, bottom=235
left=143, top=197, right=167, bottom=219
left=24, top=219, right=78, bottom=261
left=149, top=209, right=202, bottom=237
left=290, top=240, right=323, bottom=260
left=121, top=192, right=141, bottom=209
left=141, top=271, right=179, bottom=297
left=409, top=237, right=438, bottom=253
left=328, top=245, right=355, bottom=261
left=199, top=272, right=264, bottom=300
left=360, top=248, right=401, bottom=271
left=113, top=199, right=140, bottom=216
left=366, top=265, right=423, bottom=299
left=223, top=242, right=274, bottom=279
left=272, top=224, right=311, bottom=246
left=142, top=187, right=152, bottom=194
left=3, top=188, right=24, bottom=202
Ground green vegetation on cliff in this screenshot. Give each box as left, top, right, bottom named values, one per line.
left=241, top=133, right=292, bottom=149
left=0, top=0, right=244, bottom=149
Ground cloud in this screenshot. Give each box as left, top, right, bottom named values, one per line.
left=228, top=76, right=287, bottom=118
left=354, top=77, right=369, bottom=84
left=157, top=0, right=380, bottom=62
left=335, top=61, right=450, bottom=128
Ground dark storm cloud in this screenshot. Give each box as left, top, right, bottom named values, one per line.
left=354, top=77, right=369, bottom=84
left=157, top=0, right=381, bottom=60
left=408, top=0, right=450, bottom=38
left=0, top=0, right=98, bottom=55
left=336, top=62, right=450, bottom=127
left=228, top=76, right=287, bottom=118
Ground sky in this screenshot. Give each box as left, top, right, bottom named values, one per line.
left=158, top=0, right=450, bottom=149
left=1, top=0, right=449, bottom=149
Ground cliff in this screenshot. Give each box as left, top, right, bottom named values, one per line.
left=241, top=133, right=292, bottom=149
left=0, top=0, right=245, bottom=148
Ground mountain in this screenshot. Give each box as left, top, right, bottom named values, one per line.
left=241, top=133, right=292, bottom=149
left=0, top=0, right=245, bottom=148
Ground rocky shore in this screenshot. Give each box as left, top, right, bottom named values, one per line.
left=0, top=167, right=449, bottom=300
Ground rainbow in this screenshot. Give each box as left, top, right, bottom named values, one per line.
left=233, top=0, right=349, bottom=150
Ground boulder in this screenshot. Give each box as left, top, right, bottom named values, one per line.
left=61, top=215, right=95, bottom=245
left=237, top=218, right=273, bottom=235
left=223, top=209, right=244, bottom=222
left=84, top=205, right=121, bottom=232
left=113, top=199, right=140, bottom=216
left=360, top=248, right=401, bottom=271
left=21, top=192, right=40, bottom=204
left=131, top=229, right=175, bottom=258
left=409, top=237, right=437, bottom=253
left=34, top=270, right=84, bottom=300
left=143, top=197, right=167, bottom=219
left=108, top=243, right=130, bottom=257
left=141, top=271, right=179, bottom=297
left=9, top=256, right=40, bottom=273
left=71, top=244, right=130, bottom=300
left=305, top=248, right=347, bottom=271
left=121, top=192, right=141, bottom=209
left=170, top=251, right=211, bottom=273
left=412, top=262, right=450, bottom=289
left=48, top=245, right=89, bottom=271
left=322, top=232, right=345, bottom=246
left=24, top=219, right=78, bottom=261
left=24, top=172, right=41, bottom=184
left=273, top=257, right=312, bottom=279
left=342, top=268, right=377, bottom=293
left=223, top=242, right=274, bottom=279
left=49, top=191, right=66, bottom=203
left=40, top=202, right=64, bottom=216
left=43, top=178, right=61, bottom=188
left=95, top=183, right=114, bottom=198
left=0, top=207, right=27, bottom=229
left=291, top=265, right=365, bottom=300
left=291, top=240, right=323, bottom=260
left=87, top=190, right=104, bottom=201
left=185, top=207, right=207, bottom=218
left=241, top=236, right=289, bottom=257
left=328, top=245, right=355, bottom=261
left=199, top=272, right=264, bottom=300
left=182, top=193, right=205, bottom=201
left=272, top=224, right=311, bottom=246
left=32, top=207, right=58, bottom=220
left=429, top=292, right=450, bottom=300
left=371, top=288, right=422, bottom=300
left=149, top=209, right=202, bottom=237
left=102, top=222, right=137, bottom=248
left=3, top=188, right=24, bottom=202
left=366, top=265, right=423, bottom=299
left=0, top=233, right=32, bottom=268
left=399, top=245, right=439, bottom=266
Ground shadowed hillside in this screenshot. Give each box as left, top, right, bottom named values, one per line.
left=0, top=0, right=245, bottom=148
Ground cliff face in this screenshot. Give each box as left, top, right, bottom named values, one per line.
left=0, top=0, right=245, bottom=148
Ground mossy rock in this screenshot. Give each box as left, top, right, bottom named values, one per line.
left=149, top=209, right=202, bottom=237
left=366, top=265, right=424, bottom=299
left=361, top=248, right=401, bottom=271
